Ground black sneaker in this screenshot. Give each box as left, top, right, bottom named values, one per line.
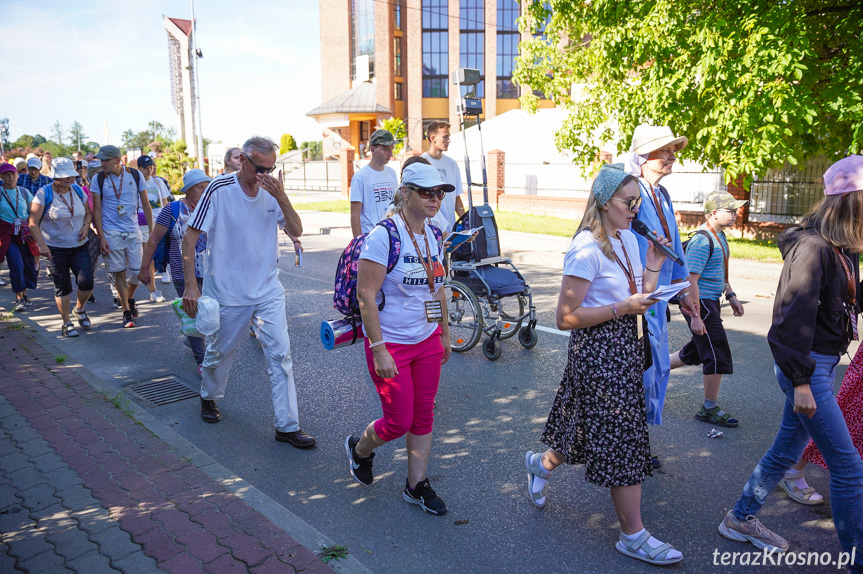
left=122, top=310, right=135, bottom=328
left=345, top=435, right=374, bottom=485
left=113, top=297, right=122, bottom=309
left=127, top=298, right=139, bottom=318
left=402, top=478, right=447, bottom=516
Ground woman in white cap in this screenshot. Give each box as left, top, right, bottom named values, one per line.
left=524, top=163, right=682, bottom=566
left=28, top=158, right=94, bottom=337
left=0, top=163, right=38, bottom=310
left=345, top=162, right=452, bottom=516
left=623, top=125, right=698, bottom=468
left=717, top=156, right=863, bottom=572
left=138, top=169, right=211, bottom=374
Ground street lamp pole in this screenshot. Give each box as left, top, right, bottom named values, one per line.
left=190, top=0, right=205, bottom=171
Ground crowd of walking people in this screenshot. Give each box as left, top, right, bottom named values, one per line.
left=1, top=127, right=861, bottom=570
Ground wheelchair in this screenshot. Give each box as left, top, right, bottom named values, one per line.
left=444, top=204, right=538, bottom=361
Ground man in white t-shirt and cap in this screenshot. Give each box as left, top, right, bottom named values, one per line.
left=422, top=120, right=465, bottom=233
left=350, top=129, right=398, bottom=237
left=91, top=144, right=152, bottom=328
left=181, top=136, right=315, bottom=449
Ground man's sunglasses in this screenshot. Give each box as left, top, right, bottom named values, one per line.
left=609, top=196, right=643, bottom=211
left=243, top=154, right=277, bottom=174
left=405, top=184, right=447, bottom=200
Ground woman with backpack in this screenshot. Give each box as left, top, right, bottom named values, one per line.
left=344, top=162, right=452, bottom=516
left=716, top=156, right=863, bottom=572
left=0, top=163, right=38, bottom=312
left=28, top=158, right=94, bottom=337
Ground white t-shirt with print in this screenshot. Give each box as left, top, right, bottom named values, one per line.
left=32, top=186, right=88, bottom=248
left=563, top=229, right=644, bottom=308
left=421, top=153, right=464, bottom=233
left=350, top=164, right=398, bottom=234
left=141, top=176, right=171, bottom=221
left=187, top=173, right=286, bottom=306
left=359, top=216, right=445, bottom=345
left=90, top=169, right=147, bottom=233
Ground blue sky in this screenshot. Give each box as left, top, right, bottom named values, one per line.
left=0, top=0, right=323, bottom=148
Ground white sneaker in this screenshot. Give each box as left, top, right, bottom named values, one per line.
left=160, top=273, right=171, bottom=284
left=150, top=290, right=166, bottom=303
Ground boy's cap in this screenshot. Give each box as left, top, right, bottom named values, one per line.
left=703, top=191, right=748, bottom=214
left=369, top=129, right=396, bottom=147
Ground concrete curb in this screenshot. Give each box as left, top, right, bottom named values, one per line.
left=5, top=310, right=372, bottom=574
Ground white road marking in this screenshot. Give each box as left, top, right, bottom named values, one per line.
left=535, top=325, right=569, bottom=337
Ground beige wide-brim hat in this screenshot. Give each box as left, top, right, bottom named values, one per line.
left=629, top=125, right=688, bottom=155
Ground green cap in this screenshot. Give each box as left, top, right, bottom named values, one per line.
left=369, top=129, right=396, bottom=147
left=703, top=191, right=748, bottom=214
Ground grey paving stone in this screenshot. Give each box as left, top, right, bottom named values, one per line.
left=18, top=483, right=60, bottom=513
left=0, top=452, right=31, bottom=474
left=0, top=542, right=23, bottom=574
left=66, top=548, right=119, bottom=574
left=0, top=413, right=26, bottom=428
left=31, top=504, right=77, bottom=532
left=0, top=439, right=17, bottom=457
left=42, top=466, right=84, bottom=491
left=0, top=507, right=31, bottom=538
left=89, top=525, right=140, bottom=562
left=71, top=505, right=115, bottom=536
left=45, top=526, right=96, bottom=561
left=0, top=482, right=22, bottom=510
left=8, top=427, right=40, bottom=444
left=112, top=549, right=165, bottom=574
left=18, top=549, right=71, bottom=574
left=55, top=484, right=100, bottom=512
left=7, top=467, right=48, bottom=490
left=0, top=403, right=19, bottom=418
left=4, top=525, right=54, bottom=562
left=19, top=439, right=52, bottom=459
left=31, top=452, right=66, bottom=474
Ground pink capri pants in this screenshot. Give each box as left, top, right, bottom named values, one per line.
left=364, top=327, right=444, bottom=442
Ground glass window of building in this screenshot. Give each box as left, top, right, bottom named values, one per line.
left=496, top=0, right=519, bottom=99
left=394, top=0, right=402, bottom=29
left=351, top=0, right=375, bottom=80
left=394, top=37, right=403, bottom=76
left=422, top=0, right=448, bottom=98
left=459, top=0, right=484, bottom=98
left=394, top=82, right=404, bottom=100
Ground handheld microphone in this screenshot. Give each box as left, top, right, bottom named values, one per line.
left=630, top=220, right=684, bottom=266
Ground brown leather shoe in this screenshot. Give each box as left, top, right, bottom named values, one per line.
left=275, top=429, right=316, bottom=448
left=200, top=398, right=221, bottom=424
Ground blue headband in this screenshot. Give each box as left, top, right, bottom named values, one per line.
left=592, top=163, right=631, bottom=206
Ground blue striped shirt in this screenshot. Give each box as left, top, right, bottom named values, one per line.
left=686, top=225, right=729, bottom=300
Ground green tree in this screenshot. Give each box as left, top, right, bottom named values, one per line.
left=0, top=118, right=9, bottom=150
left=514, top=1, right=863, bottom=183
left=279, top=133, right=297, bottom=155
left=381, top=118, right=406, bottom=155
left=12, top=134, right=34, bottom=149
left=300, top=140, right=323, bottom=161
left=121, top=129, right=153, bottom=153
left=31, top=134, right=47, bottom=148
left=51, top=121, right=64, bottom=147
left=68, top=121, right=86, bottom=151
left=155, top=139, right=194, bottom=192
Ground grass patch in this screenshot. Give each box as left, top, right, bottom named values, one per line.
left=55, top=355, right=67, bottom=364
left=295, top=200, right=351, bottom=214
left=725, top=237, right=782, bottom=263
left=319, top=545, right=349, bottom=564
left=6, top=323, right=24, bottom=330
left=494, top=210, right=578, bottom=237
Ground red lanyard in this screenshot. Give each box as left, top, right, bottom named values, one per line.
left=107, top=172, right=124, bottom=202
left=644, top=181, right=672, bottom=240
left=401, top=215, right=436, bottom=293
left=614, top=238, right=638, bottom=295
left=56, top=187, right=75, bottom=218
left=708, top=226, right=729, bottom=283
left=835, top=247, right=857, bottom=307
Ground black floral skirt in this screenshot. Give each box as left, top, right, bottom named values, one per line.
left=541, top=315, right=652, bottom=488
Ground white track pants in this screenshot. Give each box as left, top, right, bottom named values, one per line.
left=200, top=294, right=300, bottom=432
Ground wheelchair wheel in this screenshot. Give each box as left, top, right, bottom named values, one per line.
left=518, top=326, right=538, bottom=349
left=482, top=337, right=503, bottom=361
left=482, top=294, right=525, bottom=340
left=445, top=281, right=483, bottom=352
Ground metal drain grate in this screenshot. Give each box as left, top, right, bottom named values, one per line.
left=125, top=376, right=198, bottom=407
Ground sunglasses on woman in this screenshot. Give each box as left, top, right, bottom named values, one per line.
left=609, top=196, right=643, bottom=211
left=405, top=185, right=447, bottom=200
left=243, top=154, right=277, bottom=174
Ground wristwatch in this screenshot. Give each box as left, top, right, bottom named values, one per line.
left=725, top=292, right=737, bottom=301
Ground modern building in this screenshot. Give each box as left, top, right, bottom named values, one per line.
left=164, top=17, right=200, bottom=160
left=309, top=0, right=552, bottom=158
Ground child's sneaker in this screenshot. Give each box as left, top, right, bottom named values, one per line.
left=402, top=478, right=447, bottom=516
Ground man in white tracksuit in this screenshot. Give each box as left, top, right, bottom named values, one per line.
left=181, top=136, right=316, bottom=449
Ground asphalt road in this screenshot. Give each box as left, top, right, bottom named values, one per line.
left=8, top=208, right=856, bottom=574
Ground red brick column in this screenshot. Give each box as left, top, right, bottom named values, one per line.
left=726, top=174, right=750, bottom=230
left=487, top=149, right=505, bottom=207
left=340, top=148, right=355, bottom=199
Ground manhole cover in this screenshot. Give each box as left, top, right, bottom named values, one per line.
left=125, top=376, right=198, bottom=407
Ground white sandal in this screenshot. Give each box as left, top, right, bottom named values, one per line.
left=525, top=451, right=551, bottom=508
left=615, top=530, right=683, bottom=566
left=779, top=472, right=824, bottom=505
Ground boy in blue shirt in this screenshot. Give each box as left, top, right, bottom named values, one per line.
left=670, top=191, right=748, bottom=427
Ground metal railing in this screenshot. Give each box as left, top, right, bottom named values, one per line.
left=277, top=160, right=341, bottom=191
left=748, top=159, right=829, bottom=223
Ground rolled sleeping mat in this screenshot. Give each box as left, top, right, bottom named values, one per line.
left=321, top=317, right=363, bottom=350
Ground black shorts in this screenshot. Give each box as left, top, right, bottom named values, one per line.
left=678, top=298, right=733, bottom=375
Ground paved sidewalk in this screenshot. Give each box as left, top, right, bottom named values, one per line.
left=0, top=314, right=336, bottom=573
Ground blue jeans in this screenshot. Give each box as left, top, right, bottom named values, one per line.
left=6, top=241, right=37, bottom=294
left=733, top=352, right=863, bottom=570
left=173, top=278, right=205, bottom=365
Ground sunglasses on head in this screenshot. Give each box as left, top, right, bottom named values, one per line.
left=243, top=154, right=277, bottom=174
left=405, top=184, right=447, bottom=200
left=609, top=196, right=643, bottom=211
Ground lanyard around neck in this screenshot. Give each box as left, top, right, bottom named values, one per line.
left=2, top=187, right=20, bottom=214
left=613, top=237, right=638, bottom=295
left=401, top=214, right=436, bottom=293
left=107, top=171, right=124, bottom=202
left=707, top=226, right=729, bottom=283
left=641, top=179, right=672, bottom=240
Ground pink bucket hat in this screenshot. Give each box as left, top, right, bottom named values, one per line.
left=823, top=155, right=863, bottom=196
